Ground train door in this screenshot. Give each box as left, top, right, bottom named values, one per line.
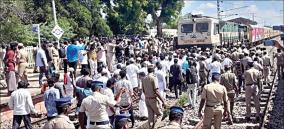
left=211, top=22, right=220, bottom=46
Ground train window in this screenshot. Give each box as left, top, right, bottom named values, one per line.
left=181, top=24, right=193, bottom=33
left=196, top=23, right=209, bottom=32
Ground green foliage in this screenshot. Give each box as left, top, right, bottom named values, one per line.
left=0, top=12, right=36, bottom=45
left=0, top=0, right=184, bottom=44
left=176, top=94, right=188, bottom=107
left=107, top=0, right=149, bottom=35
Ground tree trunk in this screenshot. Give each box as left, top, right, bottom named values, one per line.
left=156, top=18, right=162, bottom=38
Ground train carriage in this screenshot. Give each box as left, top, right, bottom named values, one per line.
left=177, top=17, right=220, bottom=48
left=176, top=15, right=282, bottom=49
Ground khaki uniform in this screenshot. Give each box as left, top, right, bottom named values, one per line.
left=159, top=121, right=181, bottom=129
left=275, top=52, right=284, bottom=78
left=52, top=47, right=59, bottom=70
left=141, top=73, right=162, bottom=125
left=220, top=71, right=237, bottom=101
left=244, top=68, right=261, bottom=118
left=17, top=49, right=28, bottom=81
left=43, top=115, right=75, bottom=129
left=262, top=55, right=271, bottom=82
left=80, top=92, right=116, bottom=129
left=201, top=82, right=228, bottom=129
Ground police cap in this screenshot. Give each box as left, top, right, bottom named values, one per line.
left=55, top=97, right=72, bottom=107
left=170, top=106, right=184, bottom=114
left=91, top=81, right=104, bottom=88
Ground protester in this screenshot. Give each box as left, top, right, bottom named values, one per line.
left=43, top=97, right=75, bottom=129
left=8, top=81, right=39, bottom=129
left=44, top=78, right=60, bottom=120
left=5, top=42, right=18, bottom=95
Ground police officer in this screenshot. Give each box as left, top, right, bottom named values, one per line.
left=198, top=72, right=231, bottom=129
left=114, top=114, right=131, bottom=129
left=220, top=65, right=238, bottom=119
left=262, top=51, right=271, bottom=84
left=43, top=97, right=75, bottom=129
left=17, top=43, right=28, bottom=82
left=274, top=49, right=284, bottom=79
left=141, top=64, right=166, bottom=129
left=79, top=81, right=125, bottom=129
left=159, top=106, right=184, bottom=129
left=244, top=61, right=261, bottom=122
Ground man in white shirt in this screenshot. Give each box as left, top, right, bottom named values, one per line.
left=222, top=53, right=233, bottom=70
left=97, top=46, right=107, bottom=67
left=36, top=44, right=49, bottom=87
left=8, top=81, right=39, bottom=129
left=126, top=58, right=139, bottom=90
left=155, top=63, right=167, bottom=100
left=208, top=56, right=222, bottom=82
left=78, top=49, right=88, bottom=72
left=96, top=69, right=109, bottom=88
left=104, top=78, right=116, bottom=126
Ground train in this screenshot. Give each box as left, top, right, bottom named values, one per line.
left=176, top=15, right=282, bottom=48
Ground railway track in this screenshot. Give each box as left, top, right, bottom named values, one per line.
left=26, top=108, right=78, bottom=129
left=194, top=69, right=278, bottom=129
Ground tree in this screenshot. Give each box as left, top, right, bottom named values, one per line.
left=106, top=0, right=148, bottom=35
left=145, top=0, right=183, bottom=37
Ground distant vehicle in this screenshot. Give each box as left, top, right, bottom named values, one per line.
left=176, top=15, right=281, bottom=48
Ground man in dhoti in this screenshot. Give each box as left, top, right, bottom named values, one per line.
left=106, top=42, right=116, bottom=72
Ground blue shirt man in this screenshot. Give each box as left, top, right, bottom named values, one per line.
left=44, top=83, right=60, bottom=120
left=182, top=57, right=190, bottom=74
left=67, top=43, right=84, bottom=62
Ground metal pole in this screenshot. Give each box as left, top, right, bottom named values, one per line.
left=217, top=0, right=222, bottom=46
left=38, top=24, right=41, bottom=48
left=52, top=0, right=60, bottom=47
left=52, top=0, right=58, bottom=25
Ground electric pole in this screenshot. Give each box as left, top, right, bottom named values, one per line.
left=217, top=0, right=221, bottom=21
left=217, top=0, right=222, bottom=46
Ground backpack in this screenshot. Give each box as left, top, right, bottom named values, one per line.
left=58, top=46, right=66, bottom=58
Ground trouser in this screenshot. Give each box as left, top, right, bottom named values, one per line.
left=12, top=114, right=32, bottom=129
left=106, top=53, right=114, bottom=72
left=227, top=92, right=235, bottom=115
left=53, top=57, right=59, bottom=71
left=263, top=66, right=270, bottom=82
left=173, top=82, right=182, bottom=98
left=18, top=63, right=28, bottom=82
left=277, top=64, right=284, bottom=79
left=6, top=71, right=17, bottom=93
left=48, top=62, right=56, bottom=78
left=81, top=64, right=89, bottom=73
left=109, top=115, right=115, bottom=127
left=237, top=75, right=243, bottom=92
left=245, top=84, right=260, bottom=118
left=188, top=83, right=197, bottom=108
left=97, top=62, right=104, bottom=69
left=120, top=105, right=135, bottom=126
left=169, top=77, right=173, bottom=91
left=145, top=99, right=162, bottom=127
left=199, top=71, right=207, bottom=88
left=63, top=59, right=68, bottom=73
left=203, top=106, right=223, bottom=129
left=39, top=66, right=48, bottom=86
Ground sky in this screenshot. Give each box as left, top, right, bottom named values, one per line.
left=181, top=0, right=284, bottom=26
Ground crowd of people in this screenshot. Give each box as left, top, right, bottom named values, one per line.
left=3, top=35, right=284, bottom=129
